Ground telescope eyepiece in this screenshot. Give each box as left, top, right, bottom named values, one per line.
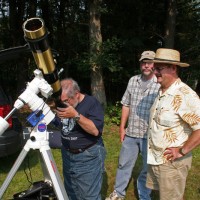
left=24, top=18, right=43, bottom=32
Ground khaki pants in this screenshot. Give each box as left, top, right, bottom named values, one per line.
left=146, top=154, right=192, bottom=200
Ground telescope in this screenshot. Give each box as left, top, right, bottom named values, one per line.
left=22, top=17, right=62, bottom=102
left=0, top=18, right=65, bottom=135
left=0, top=18, right=69, bottom=199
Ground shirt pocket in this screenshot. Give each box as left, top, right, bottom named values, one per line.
left=155, top=107, right=177, bottom=127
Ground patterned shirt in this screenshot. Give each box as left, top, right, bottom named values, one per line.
left=121, top=74, right=160, bottom=138
left=147, top=78, right=200, bottom=165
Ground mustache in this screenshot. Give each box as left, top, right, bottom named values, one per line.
left=142, top=68, right=154, bottom=72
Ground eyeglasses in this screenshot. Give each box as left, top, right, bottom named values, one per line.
left=62, top=97, right=71, bottom=104
left=62, top=92, right=78, bottom=104
left=153, top=66, right=169, bottom=72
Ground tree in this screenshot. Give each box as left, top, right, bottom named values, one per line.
left=0, top=0, right=200, bottom=102
left=7, top=0, right=30, bottom=97
left=164, top=0, right=177, bottom=48
left=89, top=0, right=107, bottom=106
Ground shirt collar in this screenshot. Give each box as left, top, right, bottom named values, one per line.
left=159, top=78, right=182, bottom=97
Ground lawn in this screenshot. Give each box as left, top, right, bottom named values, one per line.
left=0, top=123, right=200, bottom=199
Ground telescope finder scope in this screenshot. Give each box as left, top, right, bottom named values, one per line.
left=22, top=17, right=61, bottom=98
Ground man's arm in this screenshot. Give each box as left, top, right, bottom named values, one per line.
left=119, top=105, right=130, bottom=142
left=75, top=113, right=99, bottom=136
left=179, top=129, right=200, bottom=154
left=55, top=106, right=100, bottom=136
left=164, top=129, right=200, bottom=160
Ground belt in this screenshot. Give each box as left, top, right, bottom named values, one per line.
left=66, top=141, right=97, bottom=154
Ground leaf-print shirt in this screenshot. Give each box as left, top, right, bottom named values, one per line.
left=147, top=78, right=200, bottom=165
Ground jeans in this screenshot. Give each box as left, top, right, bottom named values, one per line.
left=114, top=136, right=151, bottom=200
left=61, top=139, right=106, bottom=200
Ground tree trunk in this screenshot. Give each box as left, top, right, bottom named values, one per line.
left=164, top=0, right=177, bottom=48
left=9, top=0, right=29, bottom=96
left=40, top=0, right=54, bottom=42
left=89, top=0, right=107, bottom=107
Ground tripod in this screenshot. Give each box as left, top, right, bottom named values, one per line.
left=0, top=121, right=69, bottom=199
left=0, top=69, right=69, bottom=199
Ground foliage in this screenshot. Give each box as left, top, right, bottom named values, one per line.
left=175, top=0, right=200, bottom=87
left=104, top=101, right=122, bottom=126
left=99, top=37, right=123, bottom=72
left=0, top=0, right=200, bottom=101
left=68, top=37, right=123, bottom=75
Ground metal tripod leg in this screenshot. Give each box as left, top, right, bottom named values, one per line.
left=0, top=147, right=29, bottom=198
left=0, top=138, right=69, bottom=200
left=39, top=147, right=69, bottom=199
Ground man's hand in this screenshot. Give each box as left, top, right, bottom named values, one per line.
left=163, top=147, right=183, bottom=161
left=55, top=106, right=78, bottom=119
left=119, top=127, right=126, bottom=142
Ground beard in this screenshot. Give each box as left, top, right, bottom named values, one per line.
left=73, top=99, right=79, bottom=108
left=142, top=69, right=153, bottom=76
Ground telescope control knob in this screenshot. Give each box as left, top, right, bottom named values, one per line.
left=30, top=136, right=36, bottom=141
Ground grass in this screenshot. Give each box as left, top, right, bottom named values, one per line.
left=0, top=123, right=200, bottom=199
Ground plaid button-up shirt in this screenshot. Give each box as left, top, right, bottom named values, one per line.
left=121, top=74, right=160, bottom=138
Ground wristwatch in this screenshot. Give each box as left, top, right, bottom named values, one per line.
left=74, top=113, right=80, bottom=122
left=179, top=147, right=186, bottom=156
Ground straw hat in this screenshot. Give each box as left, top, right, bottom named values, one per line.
left=144, top=48, right=189, bottom=67
left=139, top=51, right=155, bottom=61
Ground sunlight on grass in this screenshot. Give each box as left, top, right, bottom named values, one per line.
left=102, top=124, right=200, bottom=200
left=0, top=124, right=200, bottom=199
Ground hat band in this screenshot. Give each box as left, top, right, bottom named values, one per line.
left=154, top=58, right=180, bottom=63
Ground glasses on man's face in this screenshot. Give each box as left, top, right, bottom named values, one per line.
left=153, top=66, right=169, bottom=73
left=62, top=97, right=71, bottom=104
left=62, top=92, right=78, bottom=104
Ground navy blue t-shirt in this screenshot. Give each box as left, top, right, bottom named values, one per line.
left=61, top=94, right=104, bottom=149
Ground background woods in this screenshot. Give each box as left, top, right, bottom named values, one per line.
left=0, top=0, right=200, bottom=105
left=0, top=1, right=200, bottom=199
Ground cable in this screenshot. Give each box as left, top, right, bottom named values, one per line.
left=23, top=154, right=33, bottom=189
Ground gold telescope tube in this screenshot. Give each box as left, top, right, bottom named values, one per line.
left=22, top=17, right=61, bottom=98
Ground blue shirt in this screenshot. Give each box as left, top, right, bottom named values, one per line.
left=61, top=94, right=104, bottom=149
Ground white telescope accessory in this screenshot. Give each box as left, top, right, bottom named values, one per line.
left=13, top=69, right=55, bottom=125
left=24, top=123, right=50, bottom=151
left=0, top=117, right=9, bottom=135
left=28, top=69, right=53, bottom=98
left=32, top=69, right=53, bottom=98
left=14, top=70, right=53, bottom=110
left=0, top=69, right=55, bottom=135
left=28, top=96, right=55, bottom=125
left=15, top=90, right=55, bottom=125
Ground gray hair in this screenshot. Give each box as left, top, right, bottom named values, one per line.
left=61, top=78, right=80, bottom=98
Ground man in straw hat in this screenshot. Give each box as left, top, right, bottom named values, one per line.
left=144, top=48, right=200, bottom=200
left=106, top=51, right=160, bottom=200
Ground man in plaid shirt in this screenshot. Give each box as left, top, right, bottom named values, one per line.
left=106, top=51, right=160, bottom=200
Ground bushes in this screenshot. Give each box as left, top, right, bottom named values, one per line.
left=105, top=101, right=121, bottom=126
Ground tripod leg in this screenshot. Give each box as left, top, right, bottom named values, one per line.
left=40, top=149, right=69, bottom=200
left=0, top=148, right=29, bottom=198
left=38, top=152, right=52, bottom=183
